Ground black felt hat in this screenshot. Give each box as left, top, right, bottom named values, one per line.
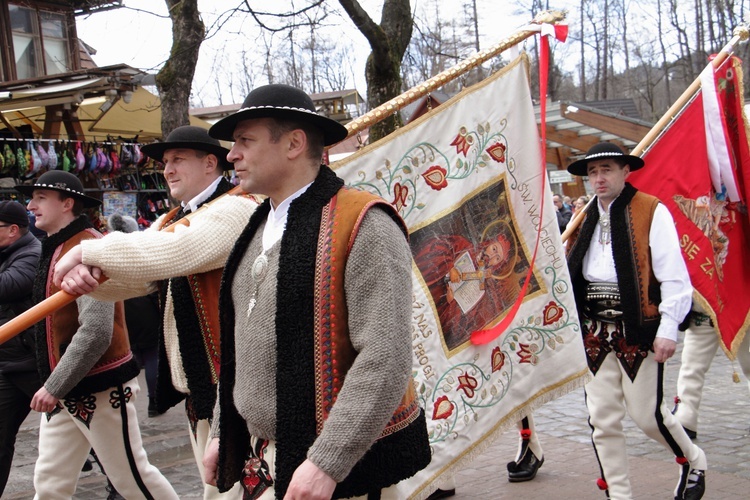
left=209, top=84, right=348, bottom=146
left=140, top=125, right=232, bottom=169
left=0, top=201, right=30, bottom=227
left=15, top=171, right=102, bottom=208
left=567, top=142, right=645, bottom=176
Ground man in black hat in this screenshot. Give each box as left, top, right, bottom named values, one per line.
left=0, top=201, right=41, bottom=496
left=16, top=171, right=178, bottom=498
left=51, top=126, right=256, bottom=499
left=566, top=142, right=706, bottom=500
left=198, top=83, right=430, bottom=499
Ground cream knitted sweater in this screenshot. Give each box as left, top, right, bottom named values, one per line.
left=80, top=194, right=258, bottom=393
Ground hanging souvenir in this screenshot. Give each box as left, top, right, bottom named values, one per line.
left=24, top=145, right=33, bottom=175
left=29, top=141, right=41, bottom=174
left=86, top=143, right=97, bottom=172
left=46, top=141, right=57, bottom=170
left=62, top=147, right=71, bottom=172
left=109, top=146, right=121, bottom=174
left=37, top=143, right=49, bottom=170
left=4, top=144, right=16, bottom=173
left=16, top=146, right=28, bottom=176
left=75, top=142, right=86, bottom=172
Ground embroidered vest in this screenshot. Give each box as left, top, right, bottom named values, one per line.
left=217, top=166, right=430, bottom=498
left=42, top=228, right=139, bottom=398
left=567, top=184, right=662, bottom=346
left=153, top=178, right=241, bottom=419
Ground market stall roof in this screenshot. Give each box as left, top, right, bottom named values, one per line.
left=1, top=86, right=212, bottom=141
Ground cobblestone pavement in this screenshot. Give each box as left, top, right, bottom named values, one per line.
left=4, top=342, right=749, bottom=499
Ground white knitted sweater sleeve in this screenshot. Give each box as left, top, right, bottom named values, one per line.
left=81, top=195, right=257, bottom=292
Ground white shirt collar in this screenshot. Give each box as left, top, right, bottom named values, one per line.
left=262, top=182, right=313, bottom=251
left=183, top=176, right=223, bottom=213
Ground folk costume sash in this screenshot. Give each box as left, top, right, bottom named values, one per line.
left=33, top=216, right=138, bottom=399
left=154, top=177, right=232, bottom=418
left=217, top=165, right=430, bottom=498
left=567, top=183, right=663, bottom=346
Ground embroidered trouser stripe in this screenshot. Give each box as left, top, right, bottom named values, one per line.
left=585, top=350, right=706, bottom=499
left=33, top=377, right=178, bottom=500
left=515, top=415, right=543, bottom=462
left=114, top=382, right=153, bottom=499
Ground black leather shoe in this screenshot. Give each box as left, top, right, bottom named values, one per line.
left=507, top=450, right=544, bottom=482
left=676, top=469, right=705, bottom=500
left=426, top=488, right=455, bottom=499
left=683, top=426, right=697, bottom=440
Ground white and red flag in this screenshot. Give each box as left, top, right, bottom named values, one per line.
left=629, top=55, right=750, bottom=358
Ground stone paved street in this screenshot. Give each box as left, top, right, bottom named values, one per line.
left=3, top=341, right=749, bottom=499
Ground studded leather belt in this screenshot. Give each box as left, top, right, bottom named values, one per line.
left=585, top=282, right=622, bottom=322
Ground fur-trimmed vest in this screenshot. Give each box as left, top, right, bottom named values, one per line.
left=34, top=216, right=139, bottom=398
left=216, top=166, right=431, bottom=498
left=567, top=183, right=662, bottom=346
left=154, top=177, right=232, bottom=418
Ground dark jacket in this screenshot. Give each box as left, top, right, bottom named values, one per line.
left=0, top=231, right=41, bottom=373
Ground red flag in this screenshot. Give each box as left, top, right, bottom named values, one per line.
left=629, top=55, right=750, bottom=358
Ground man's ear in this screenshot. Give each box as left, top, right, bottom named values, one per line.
left=62, top=197, right=75, bottom=213
left=205, top=153, right=220, bottom=173
left=286, top=129, right=308, bottom=160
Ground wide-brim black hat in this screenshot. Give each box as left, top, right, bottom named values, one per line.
left=567, top=142, right=645, bottom=176
left=15, top=170, right=102, bottom=208
left=141, top=125, right=232, bottom=169
left=209, top=84, right=349, bottom=146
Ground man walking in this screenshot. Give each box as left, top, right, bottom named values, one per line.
left=202, top=84, right=431, bottom=499
left=566, top=142, right=706, bottom=500
left=53, top=126, right=257, bottom=498
left=0, top=201, right=41, bottom=495
left=17, top=171, right=177, bottom=499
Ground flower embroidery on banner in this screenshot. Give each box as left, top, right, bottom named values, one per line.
left=457, top=371, right=478, bottom=398
left=486, top=142, right=507, bottom=163
left=432, top=395, right=454, bottom=420
left=450, top=127, right=473, bottom=157
left=421, top=165, right=448, bottom=190
left=491, top=346, right=506, bottom=373
left=516, top=343, right=538, bottom=365
left=542, top=301, right=564, bottom=325
left=391, top=182, right=408, bottom=212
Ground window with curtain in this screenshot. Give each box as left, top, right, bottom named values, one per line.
left=9, top=4, right=70, bottom=79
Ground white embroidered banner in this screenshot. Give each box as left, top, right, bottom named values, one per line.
left=333, top=55, right=588, bottom=498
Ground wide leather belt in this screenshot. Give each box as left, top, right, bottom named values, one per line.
left=585, top=282, right=622, bottom=322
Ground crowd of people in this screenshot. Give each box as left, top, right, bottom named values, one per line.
left=0, top=83, right=745, bottom=500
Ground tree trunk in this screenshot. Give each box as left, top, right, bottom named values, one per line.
left=156, top=0, right=205, bottom=137
left=339, top=0, right=413, bottom=142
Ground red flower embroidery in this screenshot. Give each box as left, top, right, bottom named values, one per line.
left=516, top=343, right=536, bottom=364
left=421, top=165, right=448, bottom=190
left=542, top=301, right=564, bottom=325
left=450, top=127, right=472, bottom=156
left=486, top=142, right=507, bottom=163
left=432, top=395, right=454, bottom=420
left=491, top=346, right=505, bottom=373
left=391, top=182, right=408, bottom=212
left=457, top=371, right=478, bottom=398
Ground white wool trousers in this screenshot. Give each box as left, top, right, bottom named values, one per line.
left=33, top=377, right=177, bottom=500
left=514, top=415, right=544, bottom=461
left=188, top=417, right=242, bottom=499
left=585, top=350, right=706, bottom=500
left=675, top=316, right=750, bottom=432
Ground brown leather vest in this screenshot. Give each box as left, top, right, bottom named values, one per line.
left=314, top=188, right=421, bottom=436
left=46, top=229, right=133, bottom=382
